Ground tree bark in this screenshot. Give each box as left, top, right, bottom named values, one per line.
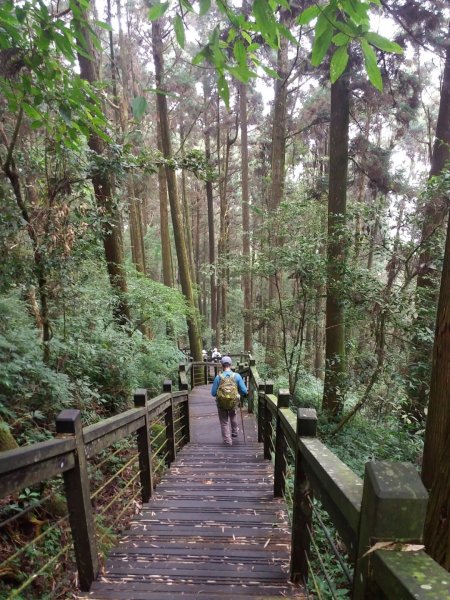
left=408, top=33, right=450, bottom=420
left=322, top=73, right=350, bottom=416
left=151, top=18, right=202, bottom=360
left=424, top=431, right=450, bottom=569
left=157, top=119, right=173, bottom=288
left=203, top=74, right=217, bottom=342
left=240, top=82, right=252, bottom=353
left=116, top=0, right=146, bottom=276
left=265, top=24, right=288, bottom=368
left=74, top=3, right=131, bottom=326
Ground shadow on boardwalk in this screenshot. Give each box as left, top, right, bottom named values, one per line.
left=78, top=385, right=305, bottom=599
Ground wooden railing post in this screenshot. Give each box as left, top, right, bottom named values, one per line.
left=257, top=382, right=265, bottom=443
left=190, top=365, right=194, bottom=389
left=290, top=408, right=317, bottom=583
left=133, top=389, right=153, bottom=503
left=248, top=358, right=256, bottom=413
left=163, top=380, right=176, bottom=464
left=179, top=363, right=188, bottom=391
left=263, top=380, right=273, bottom=460
left=352, top=462, right=428, bottom=600
left=56, top=409, right=98, bottom=591
left=181, top=392, right=190, bottom=445
left=274, top=390, right=290, bottom=498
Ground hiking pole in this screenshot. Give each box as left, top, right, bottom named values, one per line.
left=239, top=396, right=246, bottom=444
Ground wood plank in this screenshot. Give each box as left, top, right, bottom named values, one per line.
left=76, top=385, right=304, bottom=600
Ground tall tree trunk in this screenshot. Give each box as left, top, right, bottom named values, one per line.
left=322, top=74, right=350, bottom=416
left=422, top=213, right=450, bottom=567
left=216, top=97, right=237, bottom=346
left=179, top=123, right=197, bottom=293
left=74, top=4, right=131, bottom=326
left=151, top=18, right=202, bottom=360
left=408, top=35, right=450, bottom=420
left=157, top=120, right=173, bottom=288
left=203, top=75, right=217, bottom=342
left=265, top=24, right=288, bottom=368
left=116, top=0, right=146, bottom=275
left=240, top=82, right=252, bottom=353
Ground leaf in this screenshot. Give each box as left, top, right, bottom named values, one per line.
left=233, top=39, right=246, bottom=65
left=252, top=0, right=278, bottom=48
left=180, top=0, right=194, bottom=12
left=131, top=96, right=148, bottom=120
left=59, top=105, right=72, bottom=125
left=217, top=73, right=229, bottom=108
left=330, top=45, right=349, bottom=83
left=53, top=32, right=75, bottom=61
left=199, top=0, right=211, bottom=16
left=148, top=2, right=169, bottom=21
left=365, top=32, right=403, bottom=54
left=278, top=24, right=297, bottom=45
left=192, top=47, right=206, bottom=65
left=94, top=19, right=112, bottom=31
left=297, top=5, right=321, bottom=25
left=261, top=65, right=280, bottom=79
left=22, top=103, right=43, bottom=121
left=311, top=28, right=333, bottom=67
left=333, top=32, right=350, bottom=46
left=173, top=14, right=185, bottom=48
left=361, top=39, right=383, bottom=91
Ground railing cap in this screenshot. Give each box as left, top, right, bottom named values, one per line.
left=56, top=409, right=82, bottom=434
left=163, top=380, right=172, bottom=393
left=134, top=388, right=148, bottom=407
left=297, top=408, right=317, bottom=437
left=278, top=389, right=290, bottom=408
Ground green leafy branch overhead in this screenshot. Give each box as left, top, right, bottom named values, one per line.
left=148, top=0, right=403, bottom=105
left=298, top=0, right=403, bottom=89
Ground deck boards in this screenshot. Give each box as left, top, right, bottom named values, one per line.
left=78, top=385, right=305, bottom=599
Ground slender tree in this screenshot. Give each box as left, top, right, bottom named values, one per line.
left=73, top=2, right=131, bottom=326
left=322, top=73, right=350, bottom=416
left=151, top=17, right=202, bottom=359
left=265, top=16, right=289, bottom=367
left=202, top=73, right=217, bottom=341
left=408, top=29, right=450, bottom=420
left=240, top=81, right=253, bottom=353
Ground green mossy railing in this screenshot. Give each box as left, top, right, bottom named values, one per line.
left=237, top=356, right=449, bottom=600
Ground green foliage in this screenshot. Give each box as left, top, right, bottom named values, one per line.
left=321, top=415, right=423, bottom=478
left=0, top=0, right=109, bottom=149
left=0, top=293, right=73, bottom=442
left=147, top=0, right=404, bottom=105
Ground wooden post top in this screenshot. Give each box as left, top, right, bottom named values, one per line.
left=163, top=380, right=172, bottom=393
left=134, top=389, right=148, bottom=407
left=278, top=390, right=290, bottom=408
left=56, top=409, right=82, bottom=435
left=297, top=408, right=317, bottom=437
left=265, top=380, right=274, bottom=394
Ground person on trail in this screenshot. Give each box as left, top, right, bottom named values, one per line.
left=211, top=347, right=221, bottom=361
left=211, top=356, right=247, bottom=446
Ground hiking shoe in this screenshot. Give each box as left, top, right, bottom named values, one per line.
left=231, top=429, right=239, bottom=438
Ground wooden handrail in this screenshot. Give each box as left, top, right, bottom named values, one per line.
left=0, top=379, right=190, bottom=593
left=246, top=354, right=445, bottom=600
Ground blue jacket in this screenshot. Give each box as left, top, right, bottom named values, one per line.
left=211, top=370, right=247, bottom=397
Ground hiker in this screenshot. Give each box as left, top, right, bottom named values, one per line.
left=211, top=356, right=247, bottom=446
left=211, top=347, right=221, bottom=361
left=202, top=349, right=207, bottom=361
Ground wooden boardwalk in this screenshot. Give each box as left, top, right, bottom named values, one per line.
left=79, top=385, right=305, bottom=599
